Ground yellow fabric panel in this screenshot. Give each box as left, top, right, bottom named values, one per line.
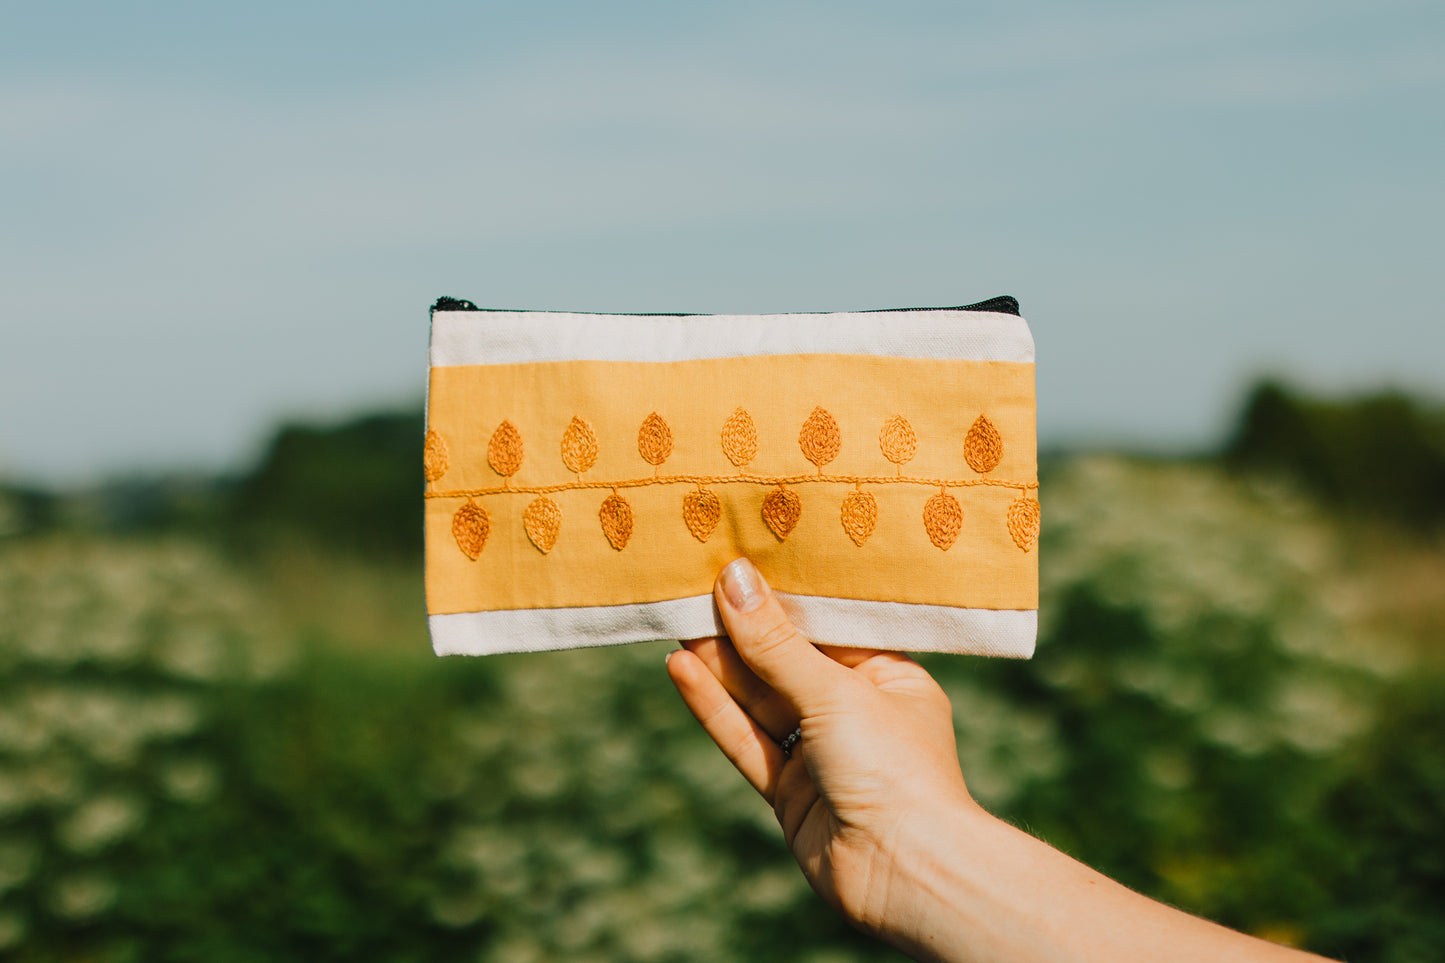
left=425, top=354, right=1036, bottom=615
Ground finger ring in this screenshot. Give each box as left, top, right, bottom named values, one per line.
left=777, top=725, right=803, bottom=757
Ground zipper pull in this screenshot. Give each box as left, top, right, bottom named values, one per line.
left=432, top=296, right=479, bottom=314
left=960, top=296, right=1019, bottom=316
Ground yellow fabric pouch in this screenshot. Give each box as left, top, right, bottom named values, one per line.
left=425, top=296, right=1038, bottom=657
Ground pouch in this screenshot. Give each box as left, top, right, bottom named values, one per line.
left=425, top=296, right=1038, bottom=657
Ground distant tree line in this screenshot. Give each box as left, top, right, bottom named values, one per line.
left=200, top=381, right=1445, bottom=550
left=1224, top=381, right=1445, bottom=531
left=230, top=410, right=425, bottom=556
left=5, top=382, right=1441, bottom=547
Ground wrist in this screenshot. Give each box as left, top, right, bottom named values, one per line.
left=859, top=796, right=1009, bottom=963
left=868, top=801, right=1335, bottom=963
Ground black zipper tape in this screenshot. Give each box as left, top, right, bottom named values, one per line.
left=431, top=295, right=1020, bottom=317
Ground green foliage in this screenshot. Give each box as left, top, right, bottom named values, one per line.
left=2, top=455, right=1442, bottom=961
left=958, top=457, right=1443, bottom=961
left=1311, top=684, right=1445, bottom=962
left=0, top=538, right=880, bottom=962
left=1224, top=380, right=1445, bottom=529
left=231, top=410, right=425, bottom=557
left=0, top=485, right=57, bottom=538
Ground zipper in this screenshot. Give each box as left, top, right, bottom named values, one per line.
left=431, top=295, right=1020, bottom=317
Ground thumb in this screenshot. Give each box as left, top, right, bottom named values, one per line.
left=715, top=558, right=855, bottom=716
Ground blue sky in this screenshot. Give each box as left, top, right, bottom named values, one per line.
left=3, top=0, right=1442, bottom=482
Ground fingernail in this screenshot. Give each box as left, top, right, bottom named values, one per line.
left=720, top=558, right=766, bottom=613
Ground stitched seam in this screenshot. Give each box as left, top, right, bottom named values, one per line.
left=432, top=407, right=1039, bottom=558
left=426, top=475, right=1038, bottom=498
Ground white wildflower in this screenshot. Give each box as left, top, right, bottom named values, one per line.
left=160, top=757, right=220, bottom=804
left=49, top=872, right=118, bottom=921
left=59, top=794, right=144, bottom=854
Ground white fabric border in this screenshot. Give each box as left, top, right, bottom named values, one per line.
left=430, top=309, right=1034, bottom=367
left=429, top=594, right=1036, bottom=659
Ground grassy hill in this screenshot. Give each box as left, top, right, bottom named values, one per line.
left=1, top=383, right=1441, bottom=962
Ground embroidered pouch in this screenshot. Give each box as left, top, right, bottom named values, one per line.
left=425, top=297, right=1039, bottom=657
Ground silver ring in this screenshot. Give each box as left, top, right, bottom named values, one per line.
left=778, top=725, right=803, bottom=756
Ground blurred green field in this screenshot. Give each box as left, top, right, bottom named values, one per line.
left=2, top=386, right=1443, bottom=962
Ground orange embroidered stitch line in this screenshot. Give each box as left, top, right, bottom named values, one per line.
left=1006, top=495, right=1042, bottom=552
left=560, top=417, right=598, bottom=476
left=451, top=500, right=491, bottom=561
left=721, top=407, right=759, bottom=467
left=761, top=485, right=802, bottom=539
left=637, top=412, right=674, bottom=468
left=963, top=415, right=1003, bottom=474
left=799, top=406, right=841, bottom=470
left=432, top=406, right=1039, bottom=560
left=522, top=496, right=562, bottom=553
left=423, top=429, right=450, bottom=482
left=682, top=487, right=722, bottom=542
left=487, top=420, right=524, bottom=481
left=598, top=492, right=634, bottom=550
left=840, top=489, right=878, bottom=546
left=923, top=491, right=964, bottom=550
left=879, top=415, right=917, bottom=469
left=426, top=473, right=1038, bottom=500
left=442, top=483, right=1041, bottom=559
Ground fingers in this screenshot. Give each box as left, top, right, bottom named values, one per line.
left=715, top=558, right=858, bottom=717
left=814, top=644, right=883, bottom=668
left=665, top=648, right=786, bottom=801
left=676, top=638, right=909, bottom=743
left=820, top=646, right=936, bottom=691
left=678, top=635, right=797, bottom=741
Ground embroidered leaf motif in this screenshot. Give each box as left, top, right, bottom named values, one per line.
left=963, top=415, right=1002, bottom=474
left=488, top=420, right=525, bottom=478
left=428, top=403, right=1034, bottom=556
left=762, top=486, right=802, bottom=540
left=840, top=489, right=878, bottom=546
left=923, top=492, right=963, bottom=551
left=599, top=493, right=634, bottom=550
left=560, top=416, right=599, bottom=475
left=523, top=496, right=562, bottom=553
left=638, top=412, right=674, bottom=467
left=879, top=415, right=917, bottom=467
left=452, top=500, right=490, bottom=561
left=682, top=487, right=721, bottom=543
left=799, top=407, right=841, bottom=469
left=423, top=429, right=450, bottom=482
left=721, top=407, right=759, bottom=468
left=1006, top=495, right=1041, bottom=553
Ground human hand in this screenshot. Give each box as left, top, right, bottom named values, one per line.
left=669, top=558, right=1338, bottom=963
left=666, top=557, right=984, bottom=944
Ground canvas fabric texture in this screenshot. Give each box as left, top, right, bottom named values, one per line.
left=425, top=302, right=1039, bottom=657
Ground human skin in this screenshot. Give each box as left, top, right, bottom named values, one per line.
left=666, top=557, right=1335, bottom=963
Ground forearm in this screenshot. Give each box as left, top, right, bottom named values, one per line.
left=875, top=805, right=1331, bottom=963
left=675, top=564, right=1335, bottom=962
